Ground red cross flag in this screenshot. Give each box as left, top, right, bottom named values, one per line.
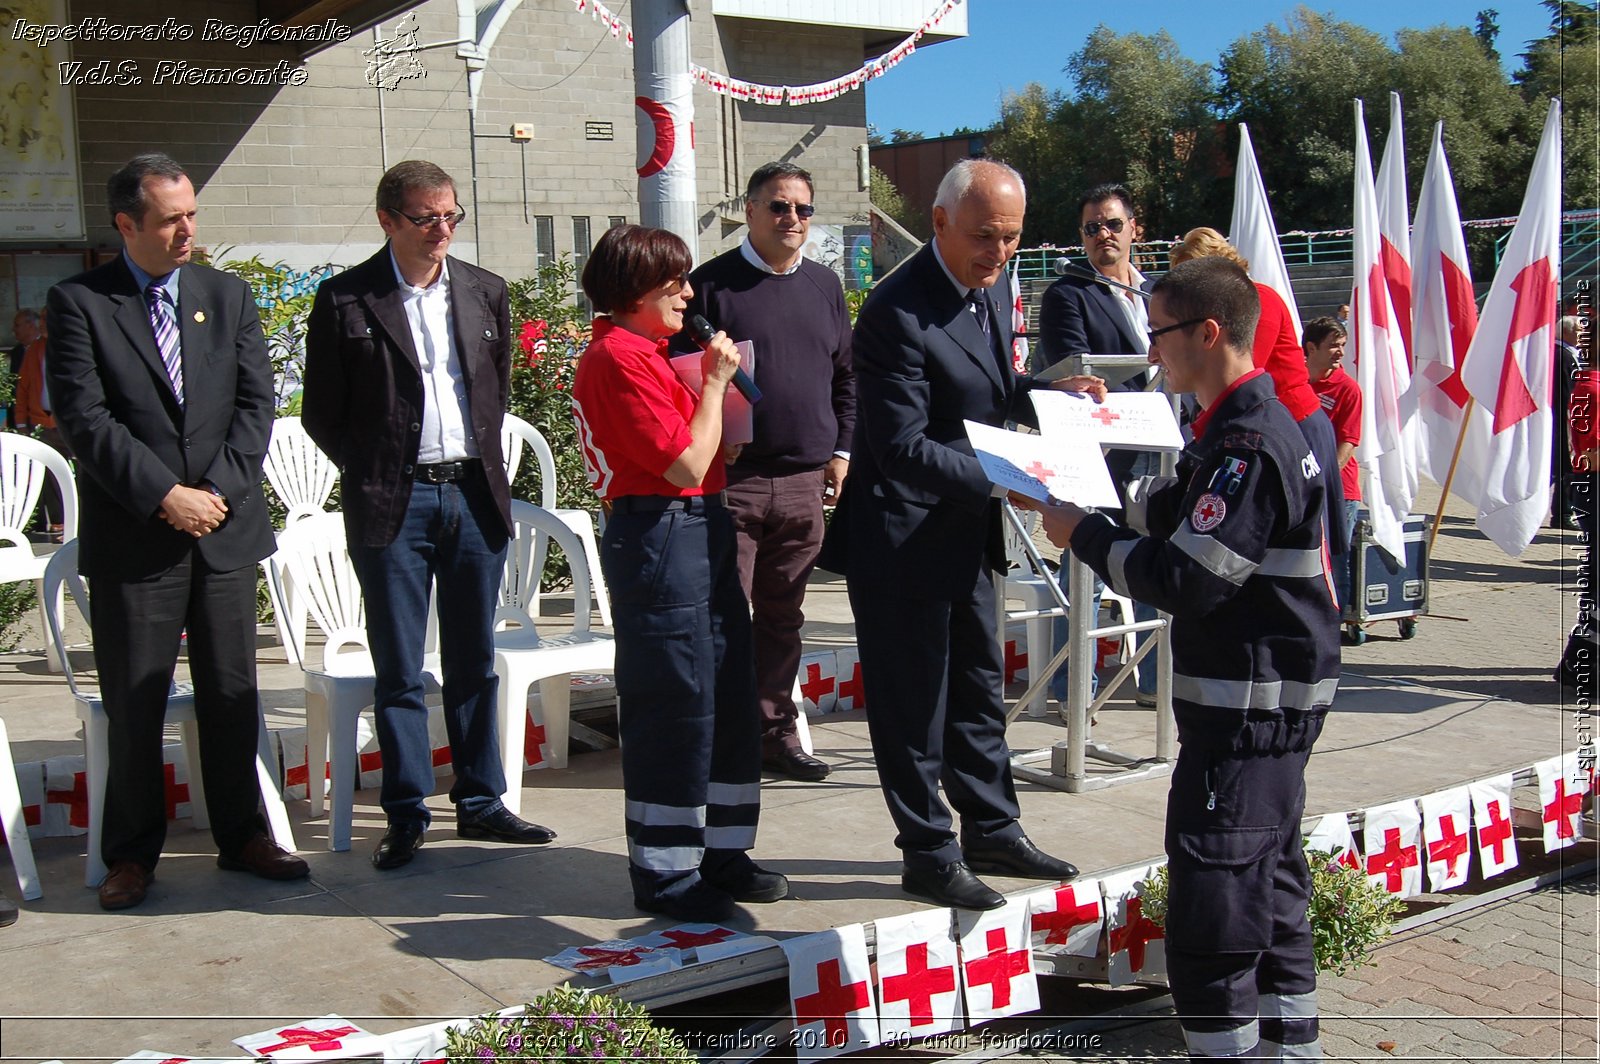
left=1376, top=92, right=1414, bottom=367
left=233, top=1016, right=374, bottom=1058
left=1535, top=752, right=1591, bottom=853
left=1229, top=123, right=1303, bottom=343
left=1009, top=261, right=1030, bottom=374
left=114, top=1052, right=244, bottom=1064
left=1362, top=799, right=1423, bottom=898
left=875, top=907, right=964, bottom=1042
left=1026, top=880, right=1103, bottom=958
left=1352, top=98, right=1419, bottom=564
left=1458, top=98, right=1562, bottom=556
left=957, top=897, right=1038, bottom=1023
left=1418, top=787, right=1474, bottom=891
left=1468, top=773, right=1520, bottom=879
left=1408, top=120, right=1489, bottom=500
left=781, top=924, right=880, bottom=1061
left=1101, top=866, right=1166, bottom=987
left=796, top=652, right=839, bottom=716
left=834, top=648, right=867, bottom=711
left=1304, top=812, right=1362, bottom=872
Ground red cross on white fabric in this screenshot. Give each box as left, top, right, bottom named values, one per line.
left=1031, top=885, right=1099, bottom=945
left=1435, top=252, right=1477, bottom=407
left=1196, top=500, right=1220, bottom=524
left=1003, top=640, right=1027, bottom=684
left=964, top=927, right=1030, bottom=1008
left=50, top=770, right=89, bottom=829
left=660, top=927, right=736, bottom=949
left=1479, top=799, right=1514, bottom=863
left=1109, top=897, right=1164, bottom=972
left=1543, top=778, right=1584, bottom=840
left=258, top=1025, right=361, bottom=1053
left=837, top=661, right=866, bottom=707
left=1429, top=813, right=1471, bottom=879
left=879, top=942, right=956, bottom=1027
left=1023, top=460, right=1056, bottom=482
left=1366, top=827, right=1420, bottom=892
left=524, top=720, right=548, bottom=767
left=161, top=761, right=190, bottom=821
left=794, top=957, right=871, bottom=1048
left=799, top=661, right=835, bottom=706
left=1089, top=406, right=1122, bottom=426
left=572, top=945, right=656, bottom=971
left=1488, top=257, right=1554, bottom=432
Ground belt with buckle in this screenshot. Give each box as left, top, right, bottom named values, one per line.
left=609, top=493, right=726, bottom=515
left=413, top=459, right=478, bottom=484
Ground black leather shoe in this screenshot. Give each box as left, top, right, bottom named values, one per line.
left=372, top=821, right=426, bottom=870
left=965, top=835, right=1079, bottom=881
left=635, top=879, right=736, bottom=923
left=704, top=856, right=789, bottom=903
left=901, top=860, right=1004, bottom=910
left=762, top=748, right=831, bottom=781
left=457, top=804, right=558, bottom=844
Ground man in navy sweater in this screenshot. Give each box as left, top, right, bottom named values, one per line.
left=679, top=162, right=855, bottom=781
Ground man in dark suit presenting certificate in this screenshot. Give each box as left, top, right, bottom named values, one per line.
left=821, top=159, right=1101, bottom=910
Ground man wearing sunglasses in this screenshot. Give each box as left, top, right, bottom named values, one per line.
left=304, top=160, right=558, bottom=870
left=677, top=162, right=855, bottom=782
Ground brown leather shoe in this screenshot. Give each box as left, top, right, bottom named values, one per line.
left=217, top=833, right=310, bottom=881
left=98, top=861, right=154, bottom=911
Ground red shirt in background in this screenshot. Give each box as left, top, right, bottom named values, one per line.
left=1253, top=283, right=1320, bottom=422
left=1571, top=368, right=1600, bottom=471
left=570, top=317, right=726, bottom=500
left=1310, top=363, right=1362, bottom=502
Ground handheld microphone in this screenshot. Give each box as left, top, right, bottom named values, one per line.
left=1053, top=256, right=1152, bottom=301
left=687, top=315, right=762, bottom=403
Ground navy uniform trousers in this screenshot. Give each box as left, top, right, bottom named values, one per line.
left=601, top=495, right=762, bottom=906
left=1164, top=716, right=1325, bottom=1060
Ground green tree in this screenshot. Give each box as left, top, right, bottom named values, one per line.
left=986, top=82, right=1078, bottom=246
left=868, top=164, right=920, bottom=236
left=1516, top=0, right=1597, bottom=209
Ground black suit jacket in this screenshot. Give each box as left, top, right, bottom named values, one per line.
left=45, top=257, right=276, bottom=580
left=819, top=245, right=1036, bottom=601
left=1033, top=272, right=1148, bottom=369
left=301, top=249, right=514, bottom=548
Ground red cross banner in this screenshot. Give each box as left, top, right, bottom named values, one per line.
left=159, top=742, right=195, bottom=823
left=1230, top=123, right=1304, bottom=346
left=1304, top=812, right=1362, bottom=871
left=1376, top=92, right=1414, bottom=369
left=1101, top=866, right=1166, bottom=987
left=114, top=1051, right=244, bottom=1063
left=1535, top=752, right=1590, bottom=853
left=1418, top=787, right=1474, bottom=891
left=834, top=648, right=867, bottom=711
left=370, top=1019, right=466, bottom=1064
left=44, top=754, right=88, bottom=833
left=1468, top=773, right=1520, bottom=879
left=1457, top=98, right=1561, bottom=556
left=781, top=924, right=880, bottom=1061
left=957, top=897, right=1038, bottom=1023
left=796, top=652, right=839, bottom=716
left=1362, top=799, right=1424, bottom=898
left=1026, top=880, right=1103, bottom=958
left=875, top=907, right=964, bottom=1042
left=233, top=1015, right=374, bottom=1058
left=543, top=939, right=679, bottom=977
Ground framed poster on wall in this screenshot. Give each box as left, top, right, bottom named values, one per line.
left=1, top=0, right=85, bottom=241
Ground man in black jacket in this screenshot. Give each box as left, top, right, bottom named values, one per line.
left=1041, top=258, right=1340, bottom=1060
left=303, top=160, right=555, bottom=869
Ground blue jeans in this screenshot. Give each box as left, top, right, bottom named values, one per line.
left=1338, top=500, right=1360, bottom=613
left=348, top=471, right=510, bottom=826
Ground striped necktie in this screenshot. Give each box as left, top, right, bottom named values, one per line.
left=147, top=282, right=184, bottom=407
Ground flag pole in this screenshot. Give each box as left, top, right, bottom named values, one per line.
left=1429, top=396, right=1477, bottom=556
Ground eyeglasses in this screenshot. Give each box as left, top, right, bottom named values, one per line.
left=388, top=207, right=467, bottom=229
left=766, top=200, right=816, bottom=219
left=1146, top=318, right=1207, bottom=346
left=1082, top=218, right=1128, bottom=238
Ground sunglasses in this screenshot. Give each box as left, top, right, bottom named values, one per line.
left=389, top=207, right=467, bottom=229
left=766, top=200, right=816, bottom=219
left=1082, top=218, right=1128, bottom=238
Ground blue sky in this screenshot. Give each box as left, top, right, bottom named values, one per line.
left=866, top=0, right=1557, bottom=137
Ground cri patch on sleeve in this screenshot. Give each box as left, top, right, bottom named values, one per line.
left=1191, top=492, right=1227, bottom=532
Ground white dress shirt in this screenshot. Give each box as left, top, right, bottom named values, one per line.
left=390, top=250, right=477, bottom=463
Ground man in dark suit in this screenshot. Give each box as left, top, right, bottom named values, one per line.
left=821, top=158, right=1098, bottom=910
left=303, top=160, right=555, bottom=870
left=46, top=152, right=307, bottom=910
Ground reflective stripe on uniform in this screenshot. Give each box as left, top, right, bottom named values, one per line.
left=1173, top=524, right=1259, bottom=585
left=1259, top=1038, right=1324, bottom=1060
left=1108, top=539, right=1136, bottom=599
left=1181, top=1020, right=1259, bottom=1057
left=705, top=825, right=757, bottom=850
left=1260, top=991, right=1321, bottom=1059
left=1172, top=673, right=1341, bottom=710
left=1260, top=991, right=1319, bottom=1019
left=707, top=781, right=761, bottom=807
left=1257, top=547, right=1328, bottom=579
left=627, top=841, right=702, bottom=871
left=625, top=800, right=705, bottom=828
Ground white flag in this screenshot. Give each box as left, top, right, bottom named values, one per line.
left=1362, top=798, right=1423, bottom=898
left=1534, top=751, right=1590, bottom=853
left=1229, top=123, right=1302, bottom=342
left=957, top=897, right=1039, bottom=1023
left=1351, top=98, right=1419, bottom=561
left=781, top=925, right=881, bottom=1061
left=1468, top=773, right=1520, bottom=879
left=1418, top=786, right=1473, bottom=891
left=875, top=908, right=963, bottom=1041
left=1408, top=120, right=1490, bottom=497
left=1376, top=92, right=1415, bottom=366
left=1009, top=261, right=1030, bottom=373
left=1458, top=98, right=1561, bottom=556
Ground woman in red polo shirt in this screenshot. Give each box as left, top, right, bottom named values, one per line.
left=571, top=224, right=785, bottom=923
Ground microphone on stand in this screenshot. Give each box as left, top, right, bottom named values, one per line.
left=686, top=314, right=762, bottom=404
left=1053, top=256, right=1152, bottom=301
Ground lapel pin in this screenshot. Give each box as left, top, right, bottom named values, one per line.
left=193, top=310, right=206, bottom=323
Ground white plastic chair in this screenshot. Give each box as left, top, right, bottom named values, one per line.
left=0, top=713, right=42, bottom=901
left=0, top=433, right=77, bottom=673
left=494, top=501, right=615, bottom=811
left=43, top=541, right=296, bottom=887
left=500, top=413, right=611, bottom=627
left=262, top=417, right=339, bottom=660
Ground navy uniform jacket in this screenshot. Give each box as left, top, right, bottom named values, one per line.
left=1069, top=371, right=1341, bottom=753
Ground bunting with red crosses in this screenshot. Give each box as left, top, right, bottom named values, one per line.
left=1362, top=799, right=1424, bottom=898
left=797, top=652, right=839, bottom=716
left=874, top=908, right=964, bottom=1042
left=957, top=898, right=1038, bottom=1023
left=781, top=924, right=880, bottom=1061
left=1026, top=880, right=1103, bottom=958
left=834, top=648, right=867, bottom=711
left=1305, top=812, right=1363, bottom=872
left=1101, top=866, right=1166, bottom=986
left=1535, top=753, right=1591, bottom=852
left=1419, top=787, right=1474, bottom=891
left=233, top=1016, right=373, bottom=1059
left=1468, top=774, right=1520, bottom=878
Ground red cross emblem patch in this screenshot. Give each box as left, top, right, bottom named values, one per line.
left=1191, top=492, right=1226, bottom=532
